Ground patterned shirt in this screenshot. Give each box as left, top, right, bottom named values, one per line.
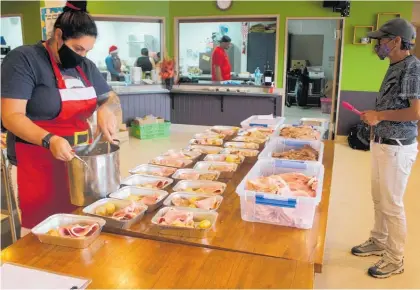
left=375, top=55, right=420, bottom=139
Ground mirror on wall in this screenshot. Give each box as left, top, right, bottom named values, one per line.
left=177, top=17, right=278, bottom=87
left=88, top=16, right=164, bottom=85
left=1, top=16, right=23, bottom=62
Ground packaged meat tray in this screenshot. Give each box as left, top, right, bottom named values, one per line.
left=220, top=148, right=259, bottom=163
left=194, top=132, right=227, bottom=140
left=128, top=164, right=177, bottom=177
left=31, top=214, right=106, bottom=249
left=151, top=207, right=219, bottom=238
left=238, top=127, right=275, bottom=139
left=161, top=149, right=202, bottom=161
left=259, top=139, right=324, bottom=164
left=240, top=115, right=285, bottom=130
left=172, top=168, right=220, bottom=181
left=224, top=141, right=260, bottom=150
left=189, top=137, right=224, bottom=146
left=109, top=186, right=168, bottom=212
left=173, top=180, right=227, bottom=195
left=83, top=198, right=148, bottom=230
left=204, top=154, right=245, bottom=166
left=275, top=125, right=324, bottom=142
left=164, top=192, right=223, bottom=211
left=206, top=126, right=240, bottom=140
left=149, top=156, right=194, bottom=168
left=194, top=161, right=238, bottom=179
left=187, top=145, right=224, bottom=155
left=121, top=174, right=173, bottom=190
left=236, top=159, right=325, bottom=229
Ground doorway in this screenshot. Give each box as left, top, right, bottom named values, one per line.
left=283, top=18, right=344, bottom=140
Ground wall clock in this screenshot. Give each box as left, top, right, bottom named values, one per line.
left=216, top=0, right=233, bottom=11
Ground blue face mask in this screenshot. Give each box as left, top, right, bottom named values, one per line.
left=374, top=39, right=395, bottom=60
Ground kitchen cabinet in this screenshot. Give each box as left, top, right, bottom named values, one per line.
left=247, top=32, right=276, bottom=73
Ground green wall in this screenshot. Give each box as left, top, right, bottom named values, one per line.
left=2, top=0, right=414, bottom=92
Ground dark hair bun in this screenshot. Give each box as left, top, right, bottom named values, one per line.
left=63, top=1, right=87, bottom=12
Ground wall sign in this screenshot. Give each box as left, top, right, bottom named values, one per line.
left=40, top=7, right=63, bottom=40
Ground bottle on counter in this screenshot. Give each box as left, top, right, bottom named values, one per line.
left=263, top=61, right=273, bottom=86
left=254, top=67, right=261, bottom=86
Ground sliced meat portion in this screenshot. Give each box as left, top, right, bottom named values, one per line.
left=158, top=208, right=194, bottom=228
left=57, top=223, right=100, bottom=238
left=195, top=196, right=220, bottom=210
left=272, top=145, right=319, bottom=161
left=112, top=203, right=143, bottom=221
left=140, top=194, right=160, bottom=205
left=279, top=126, right=321, bottom=140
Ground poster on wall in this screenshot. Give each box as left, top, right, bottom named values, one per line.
left=40, top=7, right=63, bottom=40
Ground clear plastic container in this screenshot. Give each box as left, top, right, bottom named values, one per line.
left=149, top=156, right=194, bottom=168
left=259, top=138, right=324, bottom=164
left=31, top=214, right=106, bottom=249
left=274, top=124, right=324, bottom=142
left=173, top=180, right=227, bottom=195
left=236, top=159, right=325, bottom=229
left=120, top=174, right=173, bottom=190
left=151, top=207, right=218, bottom=238
left=172, top=168, right=220, bottom=181
left=194, top=161, right=238, bottom=179
left=187, top=145, right=224, bottom=155
left=240, top=115, right=285, bottom=130
left=207, top=126, right=240, bottom=136
left=128, top=164, right=177, bottom=177
left=220, top=148, right=259, bottom=163
left=224, top=141, right=260, bottom=150
left=300, top=118, right=329, bottom=129
left=164, top=192, right=223, bottom=211
left=238, top=127, right=276, bottom=138
left=109, top=186, right=168, bottom=212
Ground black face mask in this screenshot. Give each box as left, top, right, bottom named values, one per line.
left=58, top=43, right=84, bottom=69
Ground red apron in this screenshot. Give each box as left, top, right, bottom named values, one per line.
left=16, top=43, right=97, bottom=228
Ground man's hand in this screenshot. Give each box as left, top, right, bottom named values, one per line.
left=97, top=105, right=117, bottom=142
left=50, top=136, right=74, bottom=161
left=361, top=110, right=382, bottom=126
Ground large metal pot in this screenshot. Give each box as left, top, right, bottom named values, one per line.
left=67, top=142, right=120, bottom=206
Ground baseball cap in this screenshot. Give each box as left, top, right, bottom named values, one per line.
left=367, top=18, right=416, bottom=43
left=220, top=35, right=231, bottom=43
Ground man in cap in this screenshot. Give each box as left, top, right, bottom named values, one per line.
left=105, top=45, right=124, bottom=81
left=351, top=18, right=420, bottom=278
left=212, top=35, right=232, bottom=82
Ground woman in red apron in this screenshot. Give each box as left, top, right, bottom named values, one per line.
left=1, top=1, right=118, bottom=228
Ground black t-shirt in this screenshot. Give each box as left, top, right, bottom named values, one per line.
left=1, top=42, right=111, bottom=120
left=1, top=42, right=112, bottom=164
left=135, top=56, right=153, bottom=72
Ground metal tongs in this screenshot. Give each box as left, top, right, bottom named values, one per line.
left=84, top=132, right=103, bottom=155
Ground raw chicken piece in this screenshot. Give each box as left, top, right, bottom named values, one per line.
left=158, top=208, right=194, bottom=228
left=279, top=126, right=321, bottom=141
left=272, top=145, right=319, bottom=161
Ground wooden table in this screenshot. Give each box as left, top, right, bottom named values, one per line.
left=99, top=141, right=334, bottom=273
left=1, top=233, right=313, bottom=289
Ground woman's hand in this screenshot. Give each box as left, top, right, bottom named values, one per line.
left=49, top=136, right=74, bottom=161
left=97, top=105, right=117, bottom=142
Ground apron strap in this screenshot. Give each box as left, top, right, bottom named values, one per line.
left=44, top=41, right=66, bottom=89
left=76, top=66, right=92, bottom=87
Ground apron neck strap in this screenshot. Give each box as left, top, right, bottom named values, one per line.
left=76, top=66, right=92, bottom=87
left=45, top=41, right=66, bottom=89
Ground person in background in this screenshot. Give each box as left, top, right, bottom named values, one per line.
left=1, top=0, right=120, bottom=229
left=351, top=18, right=419, bottom=279
left=154, top=52, right=161, bottom=65
left=105, top=45, right=124, bottom=81
left=212, top=35, right=232, bottom=82
left=135, top=48, right=155, bottom=72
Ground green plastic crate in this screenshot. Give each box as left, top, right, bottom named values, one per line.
left=130, top=121, right=171, bottom=140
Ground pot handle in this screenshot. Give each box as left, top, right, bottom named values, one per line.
left=113, top=139, right=121, bottom=145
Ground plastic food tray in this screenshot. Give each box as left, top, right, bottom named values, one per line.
left=151, top=207, right=218, bottom=238
left=83, top=198, right=147, bottom=230
left=187, top=145, right=224, bottom=155
left=238, top=127, right=276, bottom=138
left=240, top=115, right=285, bottom=130
left=173, top=180, right=227, bottom=195
left=274, top=124, right=324, bottom=142
left=259, top=138, right=324, bottom=164
left=109, top=186, right=168, bottom=212
left=204, top=154, right=245, bottom=166
left=220, top=148, right=259, bottom=163
left=189, top=138, right=224, bottom=146
left=194, top=161, right=238, bottom=179
left=232, top=136, right=268, bottom=144
left=128, top=164, right=177, bottom=177
left=164, top=192, right=223, bottom=211
left=149, top=156, right=194, bottom=168
left=194, top=132, right=227, bottom=140
left=172, top=168, right=220, bottom=181
left=236, top=159, right=324, bottom=229
left=224, top=141, right=260, bottom=151
left=31, top=214, right=106, bottom=249
left=161, top=149, right=202, bottom=161
left=207, top=126, right=240, bottom=140
left=120, top=174, right=173, bottom=190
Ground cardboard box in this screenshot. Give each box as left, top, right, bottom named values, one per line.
left=132, top=115, right=165, bottom=126
left=291, top=60, right=307, bottom=70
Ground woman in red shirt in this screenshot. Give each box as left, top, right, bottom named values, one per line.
left=212, top=36, right=232, bottom=81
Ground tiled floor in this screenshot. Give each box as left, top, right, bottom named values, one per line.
left=315, top=140, right=420, bottom=289
left=284, top=106, right=330, bottom=125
